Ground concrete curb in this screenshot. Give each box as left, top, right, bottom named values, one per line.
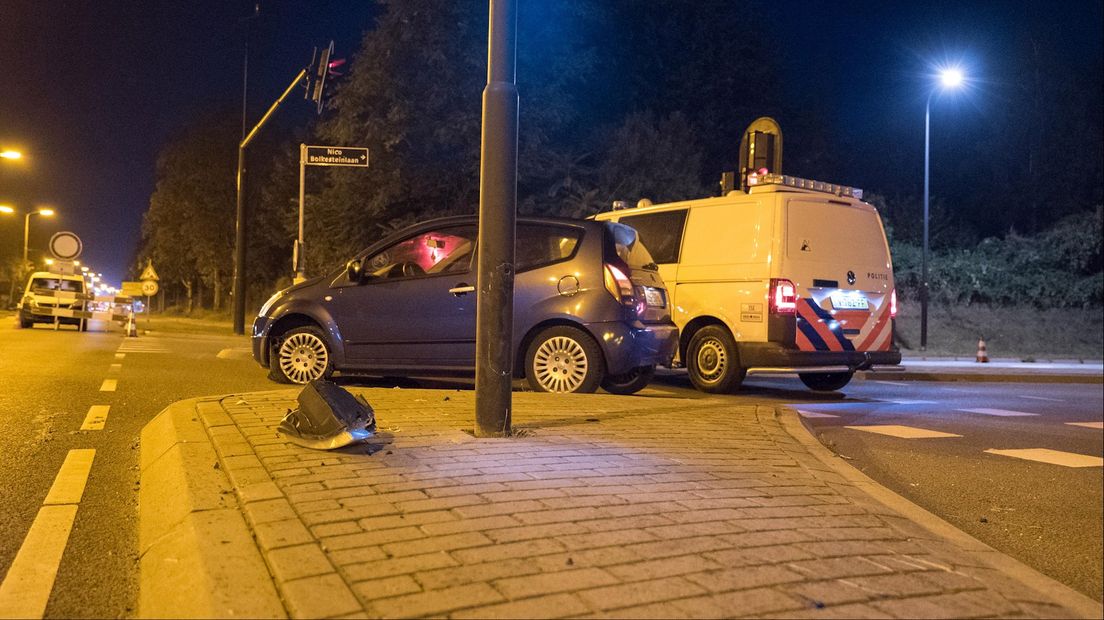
left=774, top=405, right=1103, bottom=619
left=858, top=371, right=1102, bottom=385
left=138, top=398, right=286, bottom=619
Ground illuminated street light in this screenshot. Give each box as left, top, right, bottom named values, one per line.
left=0, top=205, right=14, bottom=214
left=921, top=66, right=967, bottom=350
left=0, top=150, right=22, bottom=160
left=23, top=207, right=56, bottom=263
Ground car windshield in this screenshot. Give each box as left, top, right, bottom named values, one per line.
left=32, top=278, right=84, bottom=293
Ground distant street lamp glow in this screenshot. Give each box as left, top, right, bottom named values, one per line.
left=39, top=208, right=55, bottom=217
left=921, top=67, right=967, bottom=350
left=0, top=150, right=22, bottom=160
left=0, top=205, right=13, bottom=214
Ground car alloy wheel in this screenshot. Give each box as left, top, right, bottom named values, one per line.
left=526, top=326, right=603, bottom=393
left=277, top=329, right=331, bottom=384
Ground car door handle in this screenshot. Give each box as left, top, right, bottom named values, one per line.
left=449, top=284, right=475, bottom=296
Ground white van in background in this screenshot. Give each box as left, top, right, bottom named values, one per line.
left=17, top=271, right=88, bottom=330
left=592, top=173, right=901, bottom=393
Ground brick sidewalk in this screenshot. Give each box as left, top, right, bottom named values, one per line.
left=145, top=388, right=1095, bottom=618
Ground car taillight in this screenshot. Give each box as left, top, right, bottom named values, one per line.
left=890, top=288, right=898, bottom=318
left=603, top=263, right=635, bottom=305
left=769, top=278, right=797, bottom=314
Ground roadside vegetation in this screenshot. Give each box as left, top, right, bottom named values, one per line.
left=127, top=1, right=1102, bottom=359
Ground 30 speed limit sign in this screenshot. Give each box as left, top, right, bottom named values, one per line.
left=141, top=280, right=159, bottom=296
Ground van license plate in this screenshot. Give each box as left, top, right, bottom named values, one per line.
left=644, top=287, right=665, bottom=308
left=830, top=291, right=868, bottom=310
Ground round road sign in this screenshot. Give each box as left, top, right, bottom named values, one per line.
left=49, top=231, right=83, bottom=260
left=141, top=280, right=159, bottom=296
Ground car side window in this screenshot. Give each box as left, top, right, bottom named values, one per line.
left=516, top=224, right=582, bottom=272
left=617, top=209, right=687, bottom=264
left=364, top=225, right=477, bottom=280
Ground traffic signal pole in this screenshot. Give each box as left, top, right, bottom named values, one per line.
left=232, top=68, right=308, bottom=335
left=474, top=0, right=519, bottom=437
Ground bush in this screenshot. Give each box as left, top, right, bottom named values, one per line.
left=891, top=207, right=1102, bottom=309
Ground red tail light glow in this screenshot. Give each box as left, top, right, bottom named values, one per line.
left=603, top=263, right=634, bottom=302
left=769, top=278, right=797, bottom=314
left=890, top=288, right=898, bottom=318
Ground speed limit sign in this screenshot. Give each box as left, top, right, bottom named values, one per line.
left=141, top=280, right=159, bottom=296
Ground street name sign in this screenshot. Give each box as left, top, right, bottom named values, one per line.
left=121, top=281, right=144, bottom=297
left=305, top=145, right=369, bottom=167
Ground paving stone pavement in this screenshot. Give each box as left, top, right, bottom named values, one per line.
left=151, top=387, right=1099, bottom=618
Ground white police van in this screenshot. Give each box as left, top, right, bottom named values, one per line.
left=592, top=126, right=901, bottom=393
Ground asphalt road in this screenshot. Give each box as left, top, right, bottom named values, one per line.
left=0, top=316, right=273, bottom=618
left=1, top=315, right=1100, bottom=615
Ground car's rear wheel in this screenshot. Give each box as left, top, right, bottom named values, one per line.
left=601, top=365, right=655, bottom=395
left=269, top=325, right=333, bottom=384
left=525, top=326, right=603, bottom=393
left=799, top=371, right=854, bottom=392
left=687, top=325, right=745, bottom=393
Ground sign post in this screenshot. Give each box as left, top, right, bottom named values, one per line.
left=296, top=144, right=369, bottom=282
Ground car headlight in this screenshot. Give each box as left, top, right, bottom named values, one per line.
left=258, top=289, right=286, bottom=317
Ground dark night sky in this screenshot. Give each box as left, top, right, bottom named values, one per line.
left=1, top=0, right=1100, bottom=285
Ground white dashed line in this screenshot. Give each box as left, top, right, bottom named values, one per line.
left=108, top=363, right=122, bottom=373
left=959, top=408, right=1038, bottom=417
left=99, top=379, right=117, bottom=392
left=984, top=448, right=1103, bottom=468
left=0, top=449, right=96, bottom=618
left=80, top=405, right=110, bottom=431
left=844, top=425, right=962, bottom=439
left=873, top=380, right=907, bottom=386
left=1066, top=422, right=1104, bottom=430
left=114, top=353, right=125, bottom=359
left=1018, top=395, right=1064, bottom=402
left=797, top=410, right=839, bottom=418
left=888, top=400, right=936, bottom=405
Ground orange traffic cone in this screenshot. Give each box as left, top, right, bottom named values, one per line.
left=976, top=338, right=989, bottom=363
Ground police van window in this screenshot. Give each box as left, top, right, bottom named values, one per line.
left=516, top=224, right=581, bottom=272
left=32, top=277, right=84, bottom=292
left=617, top=210, right=687, bottom=264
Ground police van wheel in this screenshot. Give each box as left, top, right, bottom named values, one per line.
left=269, top=326, right=334, bottom=384
left=687, top=325, right=745, bottom=393
left=799, top=371, right=853, bottom=392
left=601, top=365, right=655, bottom=395
left=18, top=315, right=33, bottom=329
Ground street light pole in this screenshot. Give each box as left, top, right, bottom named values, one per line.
left=921, top=92, right=932, bottom=351
left=474, top=0, right=519, bottom=437
left=22, top=208, right=54, bottom=265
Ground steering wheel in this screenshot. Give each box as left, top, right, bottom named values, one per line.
left=400, top=262, right=426, bottom=278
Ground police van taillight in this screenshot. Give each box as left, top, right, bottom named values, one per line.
left=890, top=289, right=898, bottom=318
left=769, top=278, right=797, bottom=315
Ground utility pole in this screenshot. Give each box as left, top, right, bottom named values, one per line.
left=474, top=0, right=519, bottom=437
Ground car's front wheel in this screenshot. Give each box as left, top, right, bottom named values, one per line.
left=601, top=365, right=655, bottom=395
left=17, top=312, right=33, bottom=329
left=687, top=325, right=745, bottom=393
left=799, top=371, right=854, bottom=392
left=525, top=326, right=603, bottom=393
left=269, top=325, right=334, bottom=384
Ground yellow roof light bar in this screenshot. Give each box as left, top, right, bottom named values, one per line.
left=747, top=172, right=863, bottom=200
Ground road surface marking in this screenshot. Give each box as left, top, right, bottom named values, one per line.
left=959, top=408, right=1038, bottom=417
left=984, top=448, right=1103, bottom=468
left=116, top=339, right=168, bottom=353
left=99, top=379, right=117, bottom=392
left=873, top=380, right=907, bottom=386
left=108, top=363, right=122, bottom=373
left=888, top=400, right=936, bottom=405
left=0, top=505, right=79, bottom=619
left=80, top=406, right=110, bottom=431
left=114, top=353, right=125, bottom=359
left=797, top=410, right=839, bottom=418
left=1066, top=422, right=1104, bottom=430
left=845, top=425, right=962, bottom=439
left=1019, top=395, right=1064, bottom=402
left=0, top=449, right=96, bottom=618
left=44, top=449, right=96, bottom=505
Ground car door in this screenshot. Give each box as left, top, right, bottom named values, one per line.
left=331, top=224, right=479, bottom=369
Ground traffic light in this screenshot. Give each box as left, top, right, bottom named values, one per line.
left=306, top=41, right=344, bottom=114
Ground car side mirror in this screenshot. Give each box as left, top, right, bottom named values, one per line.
left=346, top=259, right=364, bottom=283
